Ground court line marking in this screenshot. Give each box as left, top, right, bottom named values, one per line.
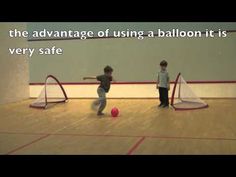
left=1, top=131, right=236, bottom=141
left=6, top=134, right=50, bottom=155
left=0, top=131, right=46, bottom=135
left=3, top=131, right=236, bottom=155
left=51, top=133, right=141, bottom=138
left=127, top=137, right=146, bottom=155
left=146, top=135, right=236, bottom=141
left=4, top=117, right=88, bottom=154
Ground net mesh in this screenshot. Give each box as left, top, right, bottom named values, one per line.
left=30, top=76, right=67, bottom=108
left=171, top=74, right=208, bottom=110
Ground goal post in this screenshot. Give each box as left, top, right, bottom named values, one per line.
left=30, top=75, right=68, bottom=109
left=171, top=73, right=208, bottom=111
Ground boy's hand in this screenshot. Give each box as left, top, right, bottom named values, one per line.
left=83, top=76, right=96, bottom=80
left=156, top=85, right=159, bottom=89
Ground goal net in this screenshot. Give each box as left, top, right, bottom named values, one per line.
left=30, top=75, right=68, bottom=109
left=171, top=73, right=208, bottom=110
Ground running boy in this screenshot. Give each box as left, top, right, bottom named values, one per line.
left=83, top=66, right=113, bottom=116
left=157, top=60, right=170, bottom=108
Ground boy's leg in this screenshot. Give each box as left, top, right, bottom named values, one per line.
left=159, top=87, right=163, bottom=106
left=91, top=89, right=101, bottom=111
left=166, top=88, right=169, bottom=105
left=97, top=88, right=106, bottom=115
left=91, top=99, right=100, bottom=111
left=163, top=88, right=169, bottom=107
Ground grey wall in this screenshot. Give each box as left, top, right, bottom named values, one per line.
left=28, top=23, right=236, bottom=83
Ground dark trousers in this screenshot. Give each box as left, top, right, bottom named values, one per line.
left=159, top=87, right=169, bottom=106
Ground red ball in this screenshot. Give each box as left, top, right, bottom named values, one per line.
left=111, top=107, right=119, bottom=117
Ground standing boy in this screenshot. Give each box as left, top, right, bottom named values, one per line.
left=157, top=60, right=170, bottom=108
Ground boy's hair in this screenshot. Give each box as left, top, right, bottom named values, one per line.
left=104, top=65, right=113, bottom=73
left=160, top=60, right=168, bottom=67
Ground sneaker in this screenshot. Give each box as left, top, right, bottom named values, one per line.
left=158, top=103, right=164, bottom=107
left=97, top=112, right=105, bottom=116
left=162, top=105, right=169, bottom=108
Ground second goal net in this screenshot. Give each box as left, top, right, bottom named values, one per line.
left=171, top=73, right=208, bottom=110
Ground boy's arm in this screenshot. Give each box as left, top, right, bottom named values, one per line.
left=83, top=76, right=97, bottom=80
left=156, top=74, right=159, bottom=89
left=167, top=74, right=170, bottom=90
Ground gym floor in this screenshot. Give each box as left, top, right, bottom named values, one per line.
left=0, top=99, right=236, bottom=155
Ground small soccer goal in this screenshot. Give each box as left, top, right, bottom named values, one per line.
left=30, top=75, right=68, bottom=109
left=171, top=73, right=208, bottom=111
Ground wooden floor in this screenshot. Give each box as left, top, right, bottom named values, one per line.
left=0, top=99, right=236, bottom=155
